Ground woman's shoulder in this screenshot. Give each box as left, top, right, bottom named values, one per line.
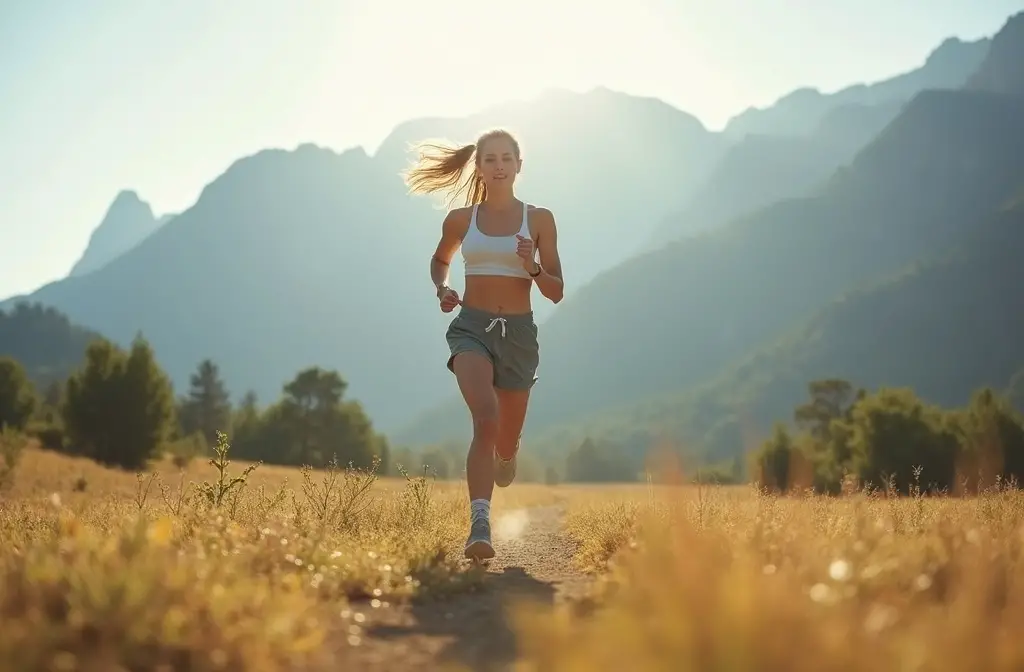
left=525, top=204, right=556, bottom=226
left=445, top=205, right=476, bottom=219
left=441, top=206, right=473, bottom=236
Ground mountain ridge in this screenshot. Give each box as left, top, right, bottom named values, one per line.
left=648, top=35, right=991, bottom=244
left=68, top=190, right=173, bottom=278
left=723, top=35, right=991, bottom=138
left=55, top=38, right=993, bottom=286
left=1, top=88, right=728, bottom=431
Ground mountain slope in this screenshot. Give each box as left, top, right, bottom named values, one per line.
left=966, top=10, right=1024, bottom=97
left=543, top=193, right=1024, bottom=464
left=724, top=36, right=990, bottom=138
left=648, top=34, right=991, bottom=245
left=396, top=84, right=1024, bottom=447
left=647, top=100, right=901, bottom=244
left=3, top=88, right=726, bottom=431
left=68, top=191, right=171, bottom=277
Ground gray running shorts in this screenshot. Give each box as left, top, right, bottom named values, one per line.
left=445, top=306, right=540, bottom=390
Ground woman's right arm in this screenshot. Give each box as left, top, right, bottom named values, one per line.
left=430, top=208, right=467, bottom=296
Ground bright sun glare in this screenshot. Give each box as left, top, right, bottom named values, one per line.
left=326, top=0, right=689, bottom=137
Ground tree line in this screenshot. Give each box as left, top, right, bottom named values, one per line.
left=533, top=378, right=1024, bottom=492
left=3, top=322, right=1021, bottom=493
left=0, top=333, right=389, bottom=472
left=753, top=378, right=1024, bottom=495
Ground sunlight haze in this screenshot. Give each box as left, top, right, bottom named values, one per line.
left=0, top=0, right=1018, bottom=297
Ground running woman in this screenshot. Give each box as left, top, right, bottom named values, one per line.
left=404, top=128, right=564, bottom=560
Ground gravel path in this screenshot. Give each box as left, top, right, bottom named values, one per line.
left=336, top=505, right=588, bottom=671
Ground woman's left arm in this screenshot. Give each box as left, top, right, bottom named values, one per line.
left=531, top=208, right=564, bottom=304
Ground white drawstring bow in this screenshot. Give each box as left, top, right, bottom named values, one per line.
left=485, top=317, right=508, bottom=338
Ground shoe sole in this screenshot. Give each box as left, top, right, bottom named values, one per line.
left=464, top=539, right=495, bottom=560
left=494, top=458, right=516, bottom=488
left=495, top=439, right=520, bottom=488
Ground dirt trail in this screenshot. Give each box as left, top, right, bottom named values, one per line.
left=336, top=505, right=589, bottom=671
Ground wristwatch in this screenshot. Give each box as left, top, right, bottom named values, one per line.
left=529, top=264, right=542, bottom=278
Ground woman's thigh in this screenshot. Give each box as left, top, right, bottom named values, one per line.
left=451, top=351, right=498, bottom=423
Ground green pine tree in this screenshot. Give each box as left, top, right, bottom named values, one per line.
left=63, top=335, right=175, bottom=469
left=179, top=359, right=233, bottom=445
left=0, top=357, right=37, bottom=431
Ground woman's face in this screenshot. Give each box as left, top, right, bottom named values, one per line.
left=476, top=135, right=521, bottom=191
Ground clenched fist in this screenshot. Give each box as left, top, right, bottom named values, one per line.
left=515, top=234, right=539, bottom=274
left=437, top=284, right=461, bottom=313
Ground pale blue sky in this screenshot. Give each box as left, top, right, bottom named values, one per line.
left=1, top=0, right=1019, bottom=298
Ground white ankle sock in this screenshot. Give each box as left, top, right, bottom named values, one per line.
left=471, top=498, right=490, bottom=522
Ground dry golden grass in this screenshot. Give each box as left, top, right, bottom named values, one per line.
left=0, top=440, right=556, bottom=671
left=516, top=478, right=1024, bottom=671
left=5, top=435, right=1024, bottom=671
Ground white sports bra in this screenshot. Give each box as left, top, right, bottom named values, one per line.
left=461, top=202, right=533, bottom=280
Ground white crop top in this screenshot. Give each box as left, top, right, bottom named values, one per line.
left=461, top=202, right=533, bottom=279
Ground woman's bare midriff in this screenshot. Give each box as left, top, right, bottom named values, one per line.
left=461, top=275, right=534, bottom=314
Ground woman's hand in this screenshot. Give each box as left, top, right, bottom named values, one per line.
left=515, top=234, right=540, bottom=274
left=437, top=284, right=461, bottom=313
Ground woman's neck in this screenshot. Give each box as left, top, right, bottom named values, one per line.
left=483, top=190, right=517, bottom=210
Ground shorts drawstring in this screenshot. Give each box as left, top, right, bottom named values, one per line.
left=485, top=317, right=508, bottom=338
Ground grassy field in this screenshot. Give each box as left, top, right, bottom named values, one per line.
left=2, top=433, right=1024, bottom=671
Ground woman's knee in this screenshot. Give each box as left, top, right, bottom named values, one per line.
left=470, top=404, right=500, bottom=443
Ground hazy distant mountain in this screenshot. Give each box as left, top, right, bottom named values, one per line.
left=646, top=103, right=897, bottom=244
left=648, top=37, right=990, bottom=244
left=396, top=11, right=1024, bottom=453
left=536, top=191, right=1024, bottom=467
left=724, top=36, right=991, bottom=139
left=1, top=88, right=726, bottom=431
left=68, top=190, right=174, bottom=277
left=965, top=10, right=1024, bottom=97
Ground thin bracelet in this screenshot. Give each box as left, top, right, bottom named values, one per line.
left=529, top=264, right=542, bottom=278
